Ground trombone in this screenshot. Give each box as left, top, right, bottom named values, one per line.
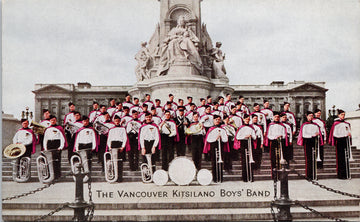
left=215, top=130, right=224, bottom=183
left=345, top=136, right=354, bottom=179
left=275, top=137, right=287, bottom=179
left=246, top=137, right=255, bottom=182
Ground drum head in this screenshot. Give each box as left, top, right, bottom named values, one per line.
left=168, top=157, right=196, bottom=186
left=153, top=170, right=168, bottom=186
left=197, top=169, right=213, bottom=186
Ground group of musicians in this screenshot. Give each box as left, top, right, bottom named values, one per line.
left=13, top=93, right=353, bottom=183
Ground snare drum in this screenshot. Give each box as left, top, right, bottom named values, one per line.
left=197, top=169, right=213, bottom=186
left=153, top=169, right=168, bottom=186
left=168, top=157, right=196, bottom=185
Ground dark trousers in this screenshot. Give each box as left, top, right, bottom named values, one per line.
left=210, top=142, right=224, bottom=183
left=46, top=140, right=62, bottom=179
left=253, top=138, right=262, bottom=170
left=98, top=135, right=107, bottom=170
left=335, top=137, right=351, bottom=179
left=224, top=137, right=233, bottom=171
left=128, top=134, right=139, bottom=171
left=66, top=131, right=75, bottom=162
left=190, top=135, right=204, bottom=171
left=176, top=133, right=186, bottom=156
left=161, top=134, right=174, bottom=171
left=142, top=140, right=156, bottom=172
left=240, top=140, right=254, bottom=182
left=303, top=137, right=317, bottom=180
left=269, top=139, right=286, bottom=180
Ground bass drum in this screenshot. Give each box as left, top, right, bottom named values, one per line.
left=168, top=157, right=196, bottom=186
left=153, top=169, right=168, bottom=186
left=197, top=169, right=213, bottom=186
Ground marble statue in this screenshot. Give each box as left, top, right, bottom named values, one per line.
left=211, top=42, right=227, bottom=79
left=157, top=16, right=203, bottom=76
left=135, top=42, right=151, bottom=81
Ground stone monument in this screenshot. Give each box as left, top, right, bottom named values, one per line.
left=129, top=0, right=233, bottom=103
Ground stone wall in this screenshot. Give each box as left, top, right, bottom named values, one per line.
left=2, top=114, right=21, bottom=149
left=346, top=110, right=360, bottom=149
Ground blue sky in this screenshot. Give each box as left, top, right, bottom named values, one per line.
left=2, top=0, right=360, bottom=119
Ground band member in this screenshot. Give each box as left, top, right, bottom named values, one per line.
left=206, top=96, right=213, bottom=109
left=64, top=102, right=76, bottom=161
left=39, top=109, right=51, bottom=149
left=234, top=114, right=256, bottom=182
left=297, top=111, right=323, bottom=180
left=238, top=95, right=250, bottom=115
left=225, top=93, right=235, bottom=110
left=43, top=115, right=67, bottom=179
left=328, top=109, right=352, bottom=179
left=129, top=97, right=142, bottom=114
left=281, top=102, right=296, bottom=135
left=126, top=110, right=142, bottom=171
left=313, top=109, right=326, bottom=169
left=138, top=112, right=161, bottom=173
left=74, top=116, right=97, bottom=152
left=112, top=102, right=124, bottom=122
left=13, top=119, right=37, bottom=158
left=120, top=106, right=132, bottom=126
left=186, top=112, right=206, bottom=170
left=218, top=96, right=230, bottom=116
left=138, top=104, right=149, bottom=122
left=251, top=114, right=264, bottom=171
left=159, top=110, right=179, bottom=170
left=211, top=102, right=223, bottom=119
left=185, top=96, right=195, bottom=111
left=185, top=103, right=197, bottom=122
left=200, top=105, right=214, bottom=131
left=229, top=105, right=243, bottom=129
left=167, top=93, right=178, bottom=110
left=96, top=112, right=114, bottom=171
left=264, top=111, right=288, bottom=180
left=175, top=106, right=189, bottom=156
left=197, top=98, right=207, bottom=116
left=150, top=107, right=162, bottom=126
left=178, top=98, right=184, bottom=107
left=106, top=115, right=130, bottom=178
left=250, top=103, right=267, bottom=134
left=163, top=101, right=176, bottom=119
left=155, top=99, right=164, bottom=118
left=261, top=100, right=273, bottom=126
left=280, top=113, right=293, bottom=165
left=63, top=102, right=76, bottom=125
left=143, top=94, right=155, bottom=110
left=66, top=111, right=83, bottom=162
left=88, top=101, right=101, bottom=124
left=107, top=98, right=117, bottom=117
left=221, top=114, right=236, bottom=174
left=235, top=102, right=245, bottom=118
left=122, top=94, right=133, bottom=109
left=203, top=115, right=229, bottom=183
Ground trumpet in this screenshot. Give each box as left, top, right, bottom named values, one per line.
left=36, top=150, right=55, bottom=184
left=65, top=122, right=80, bottom=136
left=30, top=120, right=47, bottom=135
left=94, top=121, right=110, bottom=135
left=4, top=144, right=31, bottom=183
left=140, top=154, right=153, bottom=183
left=246, top=137, right=255, bottom=182
left=70, top=149, right=91, bottom=182
left=104, top=148, right=123, bottom=183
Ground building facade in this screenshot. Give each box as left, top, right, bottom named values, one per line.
left=33, top=80, right=327, bottom=128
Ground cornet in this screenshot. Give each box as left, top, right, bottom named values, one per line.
left=30, top=120, right=47, bottom=135
left=36, top=150, right=55, bottom=184
left=4, top=144, right=31, bottom=183
left=104, top=148, right=123, bottom=183
left=140, top=154, right=153, bottom=183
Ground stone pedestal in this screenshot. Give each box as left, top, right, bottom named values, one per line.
left=346, top=110, right=360, bottom=149
left=129, top=74, right=233, bottom=104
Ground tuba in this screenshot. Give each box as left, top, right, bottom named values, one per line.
left=36, top=150, right=55, bottom=183
left=93, top=121, right=110, bottom=135
left=70, top=149, right=91, bottom=182
left=4, top=144, right=31, bottom=183
left=65, top=122, right=80, bottom=136
left=140, top=154, right=153, bottom=183
left=30, top=121, right=47, bottom=135
left=104, top=148, right=123, bottom=183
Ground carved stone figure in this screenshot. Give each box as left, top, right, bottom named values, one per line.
left=135, top=42, right=151, bottom=81
left=211, top=42, right=227, bottom=79
left=156, top=16, right=203, bottom=76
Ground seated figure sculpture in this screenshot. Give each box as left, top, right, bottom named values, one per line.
left=157, top=16, right=203, bottom=76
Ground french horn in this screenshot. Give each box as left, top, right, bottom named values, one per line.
left=4, top=144, right=31, bottom=183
